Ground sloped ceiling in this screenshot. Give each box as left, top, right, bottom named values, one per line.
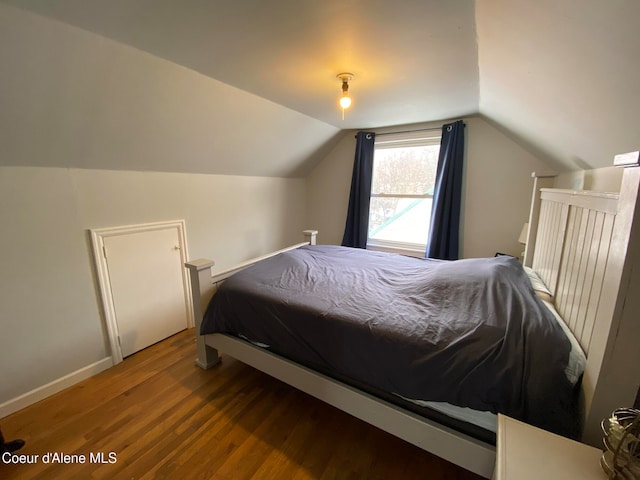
left=0, top=0, right=480, bottom=129
left=476, top=0, right=640, bottom=171
left=1, top=0, right=639, bottom=175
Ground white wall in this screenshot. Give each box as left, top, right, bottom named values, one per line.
left=305, top=131, right=356, bottom=246
left=555, top=166, right=623, bottom=192
left=462, top=116, right=551, bottom=258
left=306, top=116, right=551, bottom=258
left=0, top=166, right=306, bottom=409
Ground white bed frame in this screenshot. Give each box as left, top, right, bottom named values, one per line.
left=186, top=153, right=640, bottom=478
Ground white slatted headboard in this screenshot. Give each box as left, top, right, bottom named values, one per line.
left=526, top=155, right=640, bottom=446
left=532, top=189, right=618, bottom=355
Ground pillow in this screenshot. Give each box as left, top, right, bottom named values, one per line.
left=523, top=266, right=553, bottom=301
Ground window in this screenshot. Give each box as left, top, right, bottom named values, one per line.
left=367, top=130, right=441, bottom=255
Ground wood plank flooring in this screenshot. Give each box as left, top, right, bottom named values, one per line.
left=1, top=329, right=485, bottom=479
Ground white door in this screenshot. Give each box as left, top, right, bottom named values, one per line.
left=103, top=226, right=189, bottom=358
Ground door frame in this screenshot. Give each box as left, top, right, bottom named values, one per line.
left=90, top=220, right=194, bottom=365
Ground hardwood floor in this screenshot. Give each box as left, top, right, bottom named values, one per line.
left=1, top=329, right=485, bottom=479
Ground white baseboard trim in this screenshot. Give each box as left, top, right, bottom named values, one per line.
left=0, top=357, right=113, bottom=419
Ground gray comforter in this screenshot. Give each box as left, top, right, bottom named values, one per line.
left=201, top=245, right=579, bottom=436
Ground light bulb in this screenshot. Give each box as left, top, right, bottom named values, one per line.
left=336, top=73, right=354, bottom=119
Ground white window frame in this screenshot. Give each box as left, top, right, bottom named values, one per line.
left=367, top=130, right=441, bottom=257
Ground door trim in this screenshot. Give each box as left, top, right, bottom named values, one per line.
left=90, top=220, right=194, bottom=365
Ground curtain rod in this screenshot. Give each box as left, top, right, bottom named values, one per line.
left=355, top=123, right=465, bottom=139
left=375, top=127, right=441, bottom=137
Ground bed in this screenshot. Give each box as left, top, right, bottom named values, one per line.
left=186, top=152, right=640, bottom=478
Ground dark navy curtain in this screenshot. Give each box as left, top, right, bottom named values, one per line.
left=341, top=131, right=376, bottom=248
left=426, top=120, right=465, bottom=260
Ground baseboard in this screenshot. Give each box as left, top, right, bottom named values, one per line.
left=0, top=357, right=113, bottom=419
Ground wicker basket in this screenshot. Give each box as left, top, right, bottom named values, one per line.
left=601, top=408, right=640, bottom=479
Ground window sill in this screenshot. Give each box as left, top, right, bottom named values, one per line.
left=366, top=243, right=426, bottom=258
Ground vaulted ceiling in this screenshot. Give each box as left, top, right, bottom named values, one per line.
left=1, top=0, right=639, bottom=174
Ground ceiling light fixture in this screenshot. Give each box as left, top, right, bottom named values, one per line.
left=337, top=73, right=354, bottom=120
